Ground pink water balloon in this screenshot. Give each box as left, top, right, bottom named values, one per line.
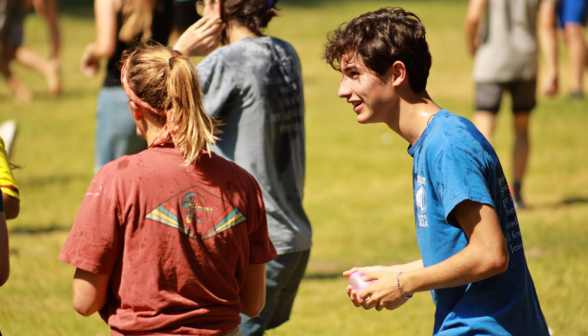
left=349, top=271, right=375, bottom=300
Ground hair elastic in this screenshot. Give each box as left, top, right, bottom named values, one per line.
left=169, top=57, right=176, bottom=69
left=264, top=0, right=277, bottom=10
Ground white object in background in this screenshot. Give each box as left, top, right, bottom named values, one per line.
left=0, top=120, right=18, bottom=158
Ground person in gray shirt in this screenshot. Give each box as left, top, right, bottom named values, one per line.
left=175, top=1, right=311, bottom=335
left=465, top=0, right=540, bottom=209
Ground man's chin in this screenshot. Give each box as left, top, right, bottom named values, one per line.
left=356, top=113, right=372, bottom=124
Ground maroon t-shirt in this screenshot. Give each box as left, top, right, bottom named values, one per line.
left=59, top=146, right=277, bottom=335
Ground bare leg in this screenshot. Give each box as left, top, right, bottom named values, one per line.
left=513, top=113, right=530, bottom=183
left=538, top=0, right=559, bottom=96
left=512, top=112, right=530, bottom=208
left=563, top=23, right=587, bottom=95
left=13, top=0, right=61, bottom=97
left=473, top=111, right=497, bottom=144
left=40, top=0, right=61, bottom=61
left=14, top=46, right=60, bottom=97
left=0, top=44, right=32, bottom=103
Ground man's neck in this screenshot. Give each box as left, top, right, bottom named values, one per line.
left=388, top=90, right=441, bottom=146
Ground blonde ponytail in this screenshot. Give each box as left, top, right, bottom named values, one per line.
left=119, top=0, right=156, bottom=43
left=120, top=43, right=220, bottom=165
left=166, top=56, right=219, bottom=164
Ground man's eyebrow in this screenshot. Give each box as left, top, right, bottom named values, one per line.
left=342, top=65, right=357, bottom=72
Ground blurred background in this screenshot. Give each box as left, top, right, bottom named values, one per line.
left=0, top=0, right=587, bottom=335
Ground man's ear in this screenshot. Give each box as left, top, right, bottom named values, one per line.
left=391, top=61, right=408, bottom=87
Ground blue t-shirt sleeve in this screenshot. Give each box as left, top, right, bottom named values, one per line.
left=196, top=53, right=237, bottom=119
left=434, top=146, right=495, bottom=222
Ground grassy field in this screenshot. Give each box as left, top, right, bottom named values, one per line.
left=1, top=0, right=588, bottom=335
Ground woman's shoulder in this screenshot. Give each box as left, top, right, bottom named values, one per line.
left=198, top=152, right=259, bottom=188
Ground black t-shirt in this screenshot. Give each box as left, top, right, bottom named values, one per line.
left=103, top=0, right=174, bottom=87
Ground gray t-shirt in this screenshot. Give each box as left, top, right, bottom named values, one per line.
left=473, top=0, right=540, bottom=82
left=196, top=36, right=311, bottom=254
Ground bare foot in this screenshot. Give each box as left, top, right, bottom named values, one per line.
left=9, top=77, right=32, bottom=103
left=46, top=58, right=61, bottom=98
left=542, top=73, right=558, bottom=97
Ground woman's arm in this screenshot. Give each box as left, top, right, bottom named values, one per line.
left=239, top=263, right=266, bottom=318
left=80, top=0, right=118, bottom=76
left=72, top=268, right=110, bottom=316
left=0, top=211, right=9, bottom=286
left=2, top=194, right=19, bottom=220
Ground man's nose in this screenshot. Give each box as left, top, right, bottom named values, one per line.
left=338, top=81, right=351, bottom=98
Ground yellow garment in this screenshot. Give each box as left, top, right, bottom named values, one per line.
left=0, top=136, right=19, bottom=200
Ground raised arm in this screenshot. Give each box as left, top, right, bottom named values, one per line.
left=239, top=263, right=266, bottom=318
left=354, top=200, right=508, bottom=311
left=173, top=16, right=224, bottom=57
left=464, top=0, right=488, bottom=56
left=80, top=0, right=118, bottom=76
left=72, top=268, right=110, bottom=316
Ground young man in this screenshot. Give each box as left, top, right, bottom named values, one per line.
left=465, top=0, right=540, bottom=209
left=324, top=8, right=549, bottom=335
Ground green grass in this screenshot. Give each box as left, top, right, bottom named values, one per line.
left=1, top=1, right=588, bottom=335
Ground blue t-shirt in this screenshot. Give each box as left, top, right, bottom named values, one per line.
left=408, top=109, right=548, bottom=335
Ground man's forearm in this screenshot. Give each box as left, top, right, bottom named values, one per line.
left=464, top=0, right=487, bottom=56
left=400, top=242, right=508, bottom=296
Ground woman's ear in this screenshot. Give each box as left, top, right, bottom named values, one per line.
left=129, top=100, right=143, bottom=121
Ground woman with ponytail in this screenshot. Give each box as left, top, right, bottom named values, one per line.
left=60, top=43, right=277, bottom=336
left=174, top=1, right=311, bottom=335
left=81, top=0, right=223, bottom=173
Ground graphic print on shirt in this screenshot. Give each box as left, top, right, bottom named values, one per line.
left=145, top=186, right=247, bottom=241
left=415, top=175, right=428, bottom=227
left=498, top=177, right=524, bottom=255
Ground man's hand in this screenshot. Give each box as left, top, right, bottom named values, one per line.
left=174, top=17, right=225, bottom=57
left=343, top=261, right=423, bottom=311
left=345, top=270, right=409, bottom=311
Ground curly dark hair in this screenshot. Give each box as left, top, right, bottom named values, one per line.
left=324, top=7, right=432, bottom=93
left=222, top=0, right=279, bottom=37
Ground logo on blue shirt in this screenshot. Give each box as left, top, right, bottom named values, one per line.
left=415, top=176, right=428, bottom=227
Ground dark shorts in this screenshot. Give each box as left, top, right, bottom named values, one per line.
left=557, top=0, right=588, bottom=28
left=475, top=79, right=537, bottom=114
left=0, top=0, right=26, bottom=46
left=239, top=249, right=311, bottom=336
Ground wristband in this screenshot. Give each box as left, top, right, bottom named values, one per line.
left=397, top=271, right=413, bottom=300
